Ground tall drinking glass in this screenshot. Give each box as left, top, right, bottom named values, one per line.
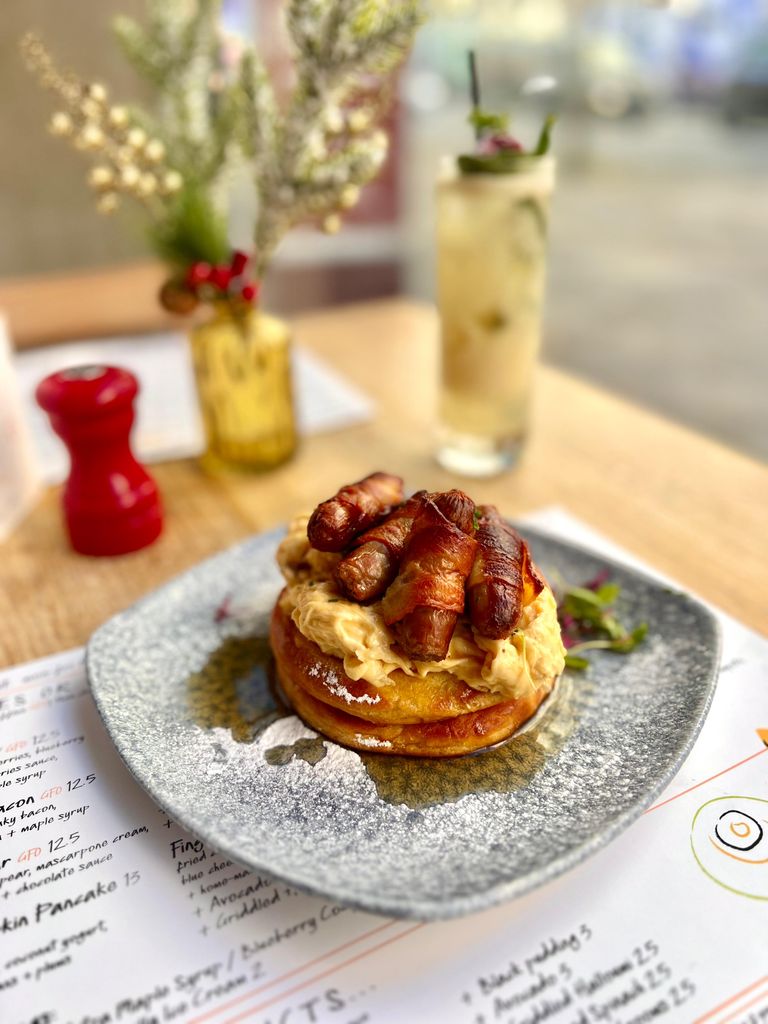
left=435, top=156, right=555, bottom=476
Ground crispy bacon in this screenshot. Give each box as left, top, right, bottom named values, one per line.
left=432, top=489, right=475, bottom=534
left=467, top=506, right=543, bottom=639
left=307, top=472, right=404, bottom=552
left=381, top=497, right=477, bottom=661
left=333, top=489, right=474, bottom=604
left=523, top=546, right=547, bottom=601
left=334, top=492, right=427, bottom=601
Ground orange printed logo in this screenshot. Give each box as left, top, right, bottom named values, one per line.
left=691, top=796, right=768, bottom=900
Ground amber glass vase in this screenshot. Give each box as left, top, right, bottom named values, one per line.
left=189, top=304, right=297, bottom=473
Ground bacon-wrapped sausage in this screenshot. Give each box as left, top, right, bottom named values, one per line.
left=432, top=488, right=475, bottom=535
left=389, top=606, right=459, bottom=664
left=467, top=506, right=544, bottom=639
left=307, top=472, right=404, bottom=552
left=381, top=497, right=477, bottom=661
left=334, top=492, right=427, bottom=602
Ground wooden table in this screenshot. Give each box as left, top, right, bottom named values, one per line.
left=2, top=298, right=767, bottom=667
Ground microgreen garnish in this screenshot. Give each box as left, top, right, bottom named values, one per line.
left=472, top=506, right=482, bottom=531
left=557, top=573, right=648, bottom=671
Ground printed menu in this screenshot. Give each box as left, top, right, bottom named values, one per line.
left=1, top=512, right=766, bottom=1024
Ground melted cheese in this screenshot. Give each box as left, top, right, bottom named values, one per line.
left=276, top=515, right=565, bottom=700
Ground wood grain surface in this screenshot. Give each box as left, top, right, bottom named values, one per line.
left=2, top=298, right=766, bottom=667
left=0, top=262, right=173, bottom=348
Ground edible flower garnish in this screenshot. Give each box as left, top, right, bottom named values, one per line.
left=557, top=571, right=648, bottom=671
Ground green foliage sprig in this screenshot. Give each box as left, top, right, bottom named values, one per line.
left=249, top=0, right=422, bottom=273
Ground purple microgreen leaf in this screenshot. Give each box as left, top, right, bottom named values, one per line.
left=585, top=568, right=611, bottom=591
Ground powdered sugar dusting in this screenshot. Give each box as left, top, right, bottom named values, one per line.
left=354, top=734, right=392, bottom=749
left=325, top=677, right=381, bottom=705
left=307, top=661, right=382, bottom=705
left=256, top=716, right=370, bottom=780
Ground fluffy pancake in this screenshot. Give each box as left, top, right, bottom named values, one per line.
left=273, top=636, right=553, bottom=757
left=271, top=597, right=502, bottom=724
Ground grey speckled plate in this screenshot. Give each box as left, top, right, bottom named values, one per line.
left=87, top=526, right=720, bottom=920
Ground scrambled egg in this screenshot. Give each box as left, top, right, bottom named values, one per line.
left=277, top=515, right=565, bottom=701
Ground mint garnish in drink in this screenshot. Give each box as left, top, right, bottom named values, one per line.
left=457, top=51, right=556, bottom=174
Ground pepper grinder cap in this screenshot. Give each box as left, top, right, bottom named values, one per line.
left=36, top=365, right=137, bottom=419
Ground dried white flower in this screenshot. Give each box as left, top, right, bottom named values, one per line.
left=144, top=139, right=166, bottom=162
left=88, top=165, right=114, bottom=189
left=48, top=111, right=73, bottom=137
left=126, top=127, right=147, bottom=150
left=80, top=98, right=103, bottom=121
left=75, top=123, right=104, bottom=150
left=119, top=165, right=140, bottom=188
left=306, top=130, right=326, bottom=160
left=347, top=108, right=370, bottom=133
left=324, top=106, right=344, bottom=134
left=322, top=213, right=342, bottom=234
left=87, top=82, right=108, bottom=104
left=108, top=105, right=129, bottom=128
left=339, top=184, right=360, bottom=209
left=161, top=170, right=183, bottom=193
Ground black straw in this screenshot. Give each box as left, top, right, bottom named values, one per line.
left=468, top=50, right=481, bottom=139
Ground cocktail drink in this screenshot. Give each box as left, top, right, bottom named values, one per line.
left=436, top=155, right=555, bottom=476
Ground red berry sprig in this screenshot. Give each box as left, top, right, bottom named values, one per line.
left=158, top=251, right=261, bottom=315
left=185, top=250, right=261, bottom=306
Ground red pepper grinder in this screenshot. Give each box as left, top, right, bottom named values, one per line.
left=36, top=365, right=163, bottom=556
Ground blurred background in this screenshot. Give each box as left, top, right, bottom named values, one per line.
left=1, top=0, right=767, bottom=460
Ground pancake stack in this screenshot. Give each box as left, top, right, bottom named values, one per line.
left=270, top=472, right=564, bottom=757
